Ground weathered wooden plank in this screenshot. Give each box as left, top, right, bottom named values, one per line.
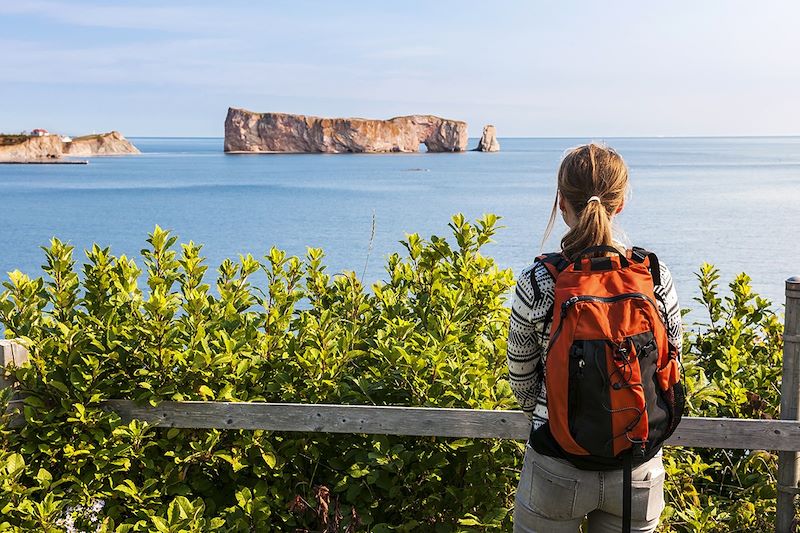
left=777, top=276, right=800, bottom=533
left=668, top=416, right=800, bottom=452
left=103, top=400, right=531, bottom=440
left=103, top=400, right=800, bottom=451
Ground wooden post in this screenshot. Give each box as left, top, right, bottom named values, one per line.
left=0, top=339, right=28, bottom=391
left=777, top=276, right=800, bottom=533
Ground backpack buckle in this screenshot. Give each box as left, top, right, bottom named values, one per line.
left=609, top=338, right=636, bottom=362
left=632, top=441, right=646, bottom=459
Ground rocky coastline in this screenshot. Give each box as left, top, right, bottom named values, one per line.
left=0, top=131, right=140, bottom=162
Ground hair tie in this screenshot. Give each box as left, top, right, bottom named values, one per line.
left=587, top=196, right=601, bottom=204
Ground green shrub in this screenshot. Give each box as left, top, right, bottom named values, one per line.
left=660, top=264, right=794, bottom=532
left=0, top=216, right=795, bottom=532
left=0, top=135, right=29, bottom=147
left=0, top=215, right=519, bottom=532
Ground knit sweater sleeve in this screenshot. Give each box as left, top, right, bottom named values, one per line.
left=653, top=260, right=683, bottom=359
left=506, top=262, right=555, bottom=419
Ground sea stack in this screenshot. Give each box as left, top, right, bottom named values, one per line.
left=224, top=108, right=469, bottom=153
left=475, top=125, right=500, bottom=152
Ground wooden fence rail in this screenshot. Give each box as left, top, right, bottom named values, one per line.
left=4, top=399, right=800, bottom=451
left=1, top=276, right=799, bottom=532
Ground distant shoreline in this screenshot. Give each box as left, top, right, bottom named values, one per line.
left=0, top=159, right=88, bottom=165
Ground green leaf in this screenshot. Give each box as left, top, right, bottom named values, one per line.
left=35, top=468, right=52, bottom=485
left=5, top=454, right=25, bottom=476
left=22, top=396, right=46, bottom=408
left=150, top=515, right=170, bottom=533
left=261, top=450, right=277, bottom=469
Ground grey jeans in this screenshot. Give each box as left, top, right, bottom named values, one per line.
left=514, top=445, right=665, bottom=533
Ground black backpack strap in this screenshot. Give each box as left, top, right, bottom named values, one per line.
left=623, top=452, right=632, bottom=533
left=532, top=253, right=570, bottom=333
left=535, top=252, right=570, bottom=279
left=630, top=246, right=662, bottom=287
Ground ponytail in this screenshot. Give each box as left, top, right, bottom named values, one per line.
left=561, top=197, right=615, bottom=260
left=542, top=143, right=628, bottom=261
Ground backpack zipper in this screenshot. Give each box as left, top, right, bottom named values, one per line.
left=548, top=292, right=664, bottom=354
left=562, top=292, right=660, bottom=314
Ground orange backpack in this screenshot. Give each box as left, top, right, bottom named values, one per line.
left=534, top=245, right=684, bottom=530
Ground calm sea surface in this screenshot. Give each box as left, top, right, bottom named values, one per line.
left=1, top=137, right=799, bottom=321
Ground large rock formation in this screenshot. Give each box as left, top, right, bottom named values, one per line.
left=475, top=125, right=500, bottom=152
left=0, top=131, right=139, bottom=161
left=64, top=131, right=141, bottom=156
left=224, top=108, right=468, bottom=153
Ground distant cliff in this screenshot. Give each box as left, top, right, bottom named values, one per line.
left=224, top=108, right=468, bottom=153
left=64, top=132, right=140, bottom=156
left=0, top=131, right=139, bottom=161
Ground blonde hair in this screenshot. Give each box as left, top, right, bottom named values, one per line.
left=542, top=143, right=629, bottom=261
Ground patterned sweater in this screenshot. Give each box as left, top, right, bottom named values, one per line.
left=506, top=254, right=683, bottom=430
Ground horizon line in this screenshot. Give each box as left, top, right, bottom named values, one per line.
left=127, top=134, right=800, bottom=140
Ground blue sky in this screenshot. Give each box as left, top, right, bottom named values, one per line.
left=1, top=1, right=799, bottom=137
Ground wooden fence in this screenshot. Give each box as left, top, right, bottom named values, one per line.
left=1, top=276, right=798, bottom=532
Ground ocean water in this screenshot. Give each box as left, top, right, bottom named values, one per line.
left=1, top=137, right=799, bottom=322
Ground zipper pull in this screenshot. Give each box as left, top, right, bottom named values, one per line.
left=561, top=296, right=580, bottom=318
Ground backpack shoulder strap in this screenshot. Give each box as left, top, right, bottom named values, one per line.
left=630, top=246, right=662, bottom=287
left=531, top=253, right=569, bottom=333
left=535, top=252, right=571, bottom=281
